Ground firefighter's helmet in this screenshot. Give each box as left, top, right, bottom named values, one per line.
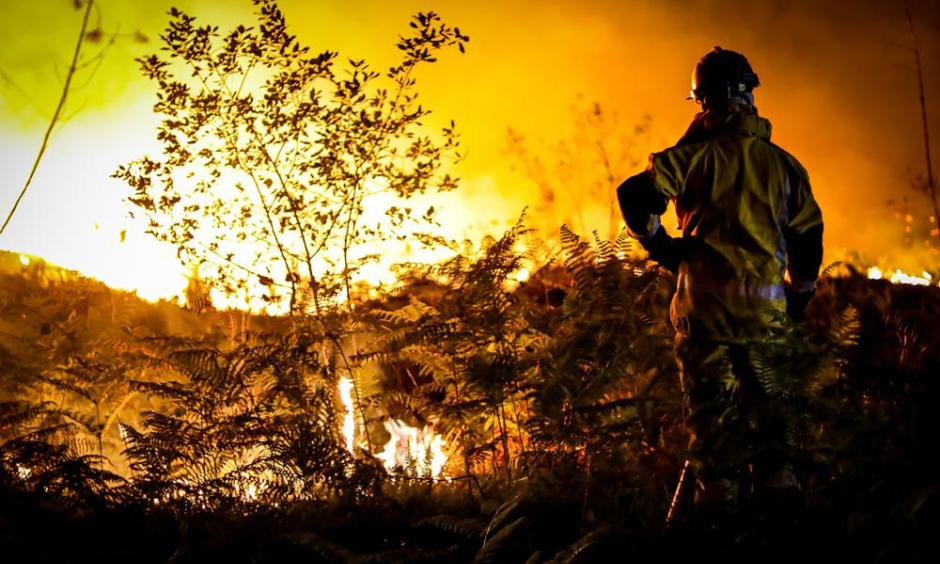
left=691, top=46, right=760, bottom=105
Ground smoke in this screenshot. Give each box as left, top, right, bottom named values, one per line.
left=400, top=0, right=940, bottom=263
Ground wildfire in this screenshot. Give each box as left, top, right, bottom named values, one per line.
left=867, top=266, right=936, bottom=286
left=337, top=378, right=449, bottom=478
left=375, top=419, right=449, bottom=479
left=338, top=377, right=356, bottom=454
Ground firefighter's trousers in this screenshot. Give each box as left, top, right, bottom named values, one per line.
left=674, top=334, right=799, bottom=509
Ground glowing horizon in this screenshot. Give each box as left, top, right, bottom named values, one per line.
left=2, top=0, right=939, bottom=305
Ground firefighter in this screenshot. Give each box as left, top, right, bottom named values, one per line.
left=616, top=47, right=824, bottom=516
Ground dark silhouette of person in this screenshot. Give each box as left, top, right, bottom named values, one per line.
left=617, top=46, right=824, bottom=516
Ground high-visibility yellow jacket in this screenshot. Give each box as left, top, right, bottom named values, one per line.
left=617, top=104, right=824, bottom=342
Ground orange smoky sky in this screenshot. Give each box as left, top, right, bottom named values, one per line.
left=1, top=0, right=938, bottom=300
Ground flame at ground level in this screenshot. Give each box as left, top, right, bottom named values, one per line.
left=337, top=378, right=450, bottom=479
left=338, top=377, right=356, bottom=454
left=376, top=419, right=449, bottom=479
left=867, top=266, right=937, bottom=286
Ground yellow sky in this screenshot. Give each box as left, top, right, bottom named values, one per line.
left=1, top=0, right=939, bottom=302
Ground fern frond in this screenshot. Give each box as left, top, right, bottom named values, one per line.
left=614, top=227, right=632, bottom=257
left=476, top=516, right=527, bottom=563
left=749, top=348, right=783, bottom=398
left=831, top=306, right=861, bottom=348
left=592, top=231, right=616, bottom=266
left=418, top=514, right=484, bottom=540
left=820, top=261, right=844, bottom=280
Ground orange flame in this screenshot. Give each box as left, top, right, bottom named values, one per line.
left=375, top=419, right=449, bottom=479
left=867, top=266, right=936, bottom=286
left=338, top=377, right=356, bottom=454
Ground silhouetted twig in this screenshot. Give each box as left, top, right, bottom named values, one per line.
left=904, top=0, right=938, bottom=231
left=0, top=0, right=95, bottom=235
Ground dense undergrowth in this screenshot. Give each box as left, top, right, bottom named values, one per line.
left=1, top=225, right=938, bottom=563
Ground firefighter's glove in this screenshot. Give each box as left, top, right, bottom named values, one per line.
left=640, top=226, right=681, bottom=274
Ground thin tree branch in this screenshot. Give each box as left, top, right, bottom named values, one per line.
left=1, top=0, right=94, bottom=235
left=0, top=67, right=49, bottom=117
left=905, top=0, right=939, bottom=231
left=188, top=59, right=298, bottom=308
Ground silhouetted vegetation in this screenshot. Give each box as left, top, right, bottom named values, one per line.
left=113, top=0, right=466, bottom=312
left=2, top=237, right=938, bottom=561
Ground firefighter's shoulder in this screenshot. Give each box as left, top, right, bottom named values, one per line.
left=765, top=140, right=811, bottom=182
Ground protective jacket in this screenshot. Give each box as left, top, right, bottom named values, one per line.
left=617, top=104, right=823, bottom=342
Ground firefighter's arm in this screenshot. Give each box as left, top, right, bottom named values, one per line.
left=783, top=167, right=824, bottom=320
left=616, top=162, right=680, bottom=273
